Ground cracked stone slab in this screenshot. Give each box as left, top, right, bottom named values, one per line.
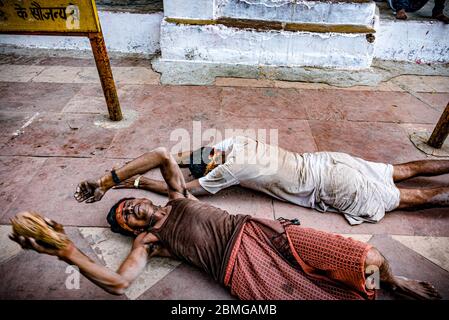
left=0, top=65, right=45, bottom=82
left=392, top=236, right=449, bottom=273
left=28, top=66, right=159, bottom=85
left=0, top=225, right=21, bottom=265
left=79, top=227, right=181, bottom=300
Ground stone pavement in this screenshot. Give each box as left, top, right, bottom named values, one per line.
left=0, top=51, right=448, bottom=300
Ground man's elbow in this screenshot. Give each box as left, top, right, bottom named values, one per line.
left=108, top=279, right=130, bottom=296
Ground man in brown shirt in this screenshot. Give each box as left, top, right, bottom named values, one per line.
left=10, top=147, right=441, bottom=299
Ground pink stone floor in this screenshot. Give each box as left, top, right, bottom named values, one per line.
left=0, top=52, right=448, bottom=300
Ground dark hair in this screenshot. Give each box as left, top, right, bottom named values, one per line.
left=188, top=147, right=214, bottom=178
left=107, top=197, right=136, bottom=236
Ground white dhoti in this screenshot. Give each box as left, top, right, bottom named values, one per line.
left=199, top=136, right=401, bottom=225
left=304, top=152, right=401, bottom=225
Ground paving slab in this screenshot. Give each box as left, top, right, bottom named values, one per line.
left=273, top=200, right=416, bottom=236
left=30, top=66, right=100, bottom=84
left=105, top=112, right=223, bottom=159
left=112, top=67, right=160, bottom=85
left=79, top=227, right=181, bottom=300
left=392, top=75, right=449, bottom=93
left=36, top=56, right=96, bottom=67
left=0, top=225, right=22, bottom=265
left=415, top=92, right=449, bottom=112
left=0, top=111, right=39, bottom=145
left=126, top=84, right=223, bottom=115
left=62, top=83, right=156, bottom=115
left=392, top=208, right=449, bottom=237
left=215, top=77, right=404, bottom=92
left=106, top=86, right=223, bottom=158
left=62, top=84, right=108, bottom=114
left=198, top=187, right=274, bottom=220
left=0, top=65, right=45, bottom=82
left=221, top=87, right=308, bottom=119
left=29, top=66, right=160, bottom=85
left=0, top=227, right=125, bottom=299
left=138, top=263, right=234, bottom=300
left=1, top=157, right=162, bottom=227
left=0, top=112, right=116, bottom=157
left=274, top=194, right=449, bottom=237
left=392, top=236, right=449, bottom=273
left=368, top=235, right=449, bottom=300
left=309, top=120, right=429, bottom=164
left=302, top=90, right=441, bottom=124
left=0, top=82, right=82, bottom=113
left=0, top=156, right=47, bottom=216
left=215, top=117, right=318, bottom=155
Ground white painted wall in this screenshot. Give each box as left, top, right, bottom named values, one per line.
left=1, top=1, right=448, bottom=64
left=164, top=0, right=216, bottom=19
left=374, top=20, right=449, bottom=63
left=160, top=20, right=374, bottom=69
left=216, top=0, right=377, bottom=26
left=0, top=11, right=163, bottom=54
left=163, top=0, right=377, bottom=27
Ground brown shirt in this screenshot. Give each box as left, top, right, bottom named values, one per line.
left=150, top=198, right=250, bottom=282
left=150, top=198, right=297, bottom=284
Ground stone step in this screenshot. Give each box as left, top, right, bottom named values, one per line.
left=0, top=1, right=447, bottom=67
left=165, top=0, right=377, bottom=28
left=160, top=18, right=377, bottom=70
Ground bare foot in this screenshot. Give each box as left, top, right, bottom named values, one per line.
left=396, top=9, right=408, bottom=20
left=393, top=276, right=441, bottom=300
left=432, top=13, right=449, bottom=24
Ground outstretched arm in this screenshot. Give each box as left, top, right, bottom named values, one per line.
left=75, top=147, right=191, bottom=203
left=10, top=228, right=163, bottom=296
left=113, top=177, right=210, bottom=197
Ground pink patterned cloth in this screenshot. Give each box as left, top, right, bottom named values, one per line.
left=224, top=220, right=375, bottom=300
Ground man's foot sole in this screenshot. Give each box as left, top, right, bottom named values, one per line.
left=394, top=276, right=442, bottom=300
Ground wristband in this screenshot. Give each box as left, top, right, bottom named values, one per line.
left=134, top=176, right=142, bottom=188
left=111, top=169, right=121, bottom=184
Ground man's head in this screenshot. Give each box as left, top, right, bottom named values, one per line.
left=188, top=147, right=215, bottom=178
left=107, top=197, right=160, bottom=236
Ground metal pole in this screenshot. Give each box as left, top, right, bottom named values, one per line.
left=427, top=102, right=449, bottom=149
left=88, top=32, right=123, bottom=121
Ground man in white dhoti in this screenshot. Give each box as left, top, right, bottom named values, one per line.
left=102, top=136, right=448, bottom=225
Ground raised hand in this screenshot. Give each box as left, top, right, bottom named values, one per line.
left=74, top=180, right=106, bottom=203
left=9, top=230, right=73, bottom=258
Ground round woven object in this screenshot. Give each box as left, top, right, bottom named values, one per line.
left=11, top=212, right=69, bottom=249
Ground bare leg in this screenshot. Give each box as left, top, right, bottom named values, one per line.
left=397, top=187, right=449, bottom=209
left=393, top=160, right=449, bottom=182
left=365, top=248, right=441, bottom=300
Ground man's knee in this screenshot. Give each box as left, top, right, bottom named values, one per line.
left=365, top=247, right=384, bottom=269
left=150, top=147, right=169, bottom=160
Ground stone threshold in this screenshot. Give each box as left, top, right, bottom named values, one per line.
left=166, top=17, right=376, bottom=34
